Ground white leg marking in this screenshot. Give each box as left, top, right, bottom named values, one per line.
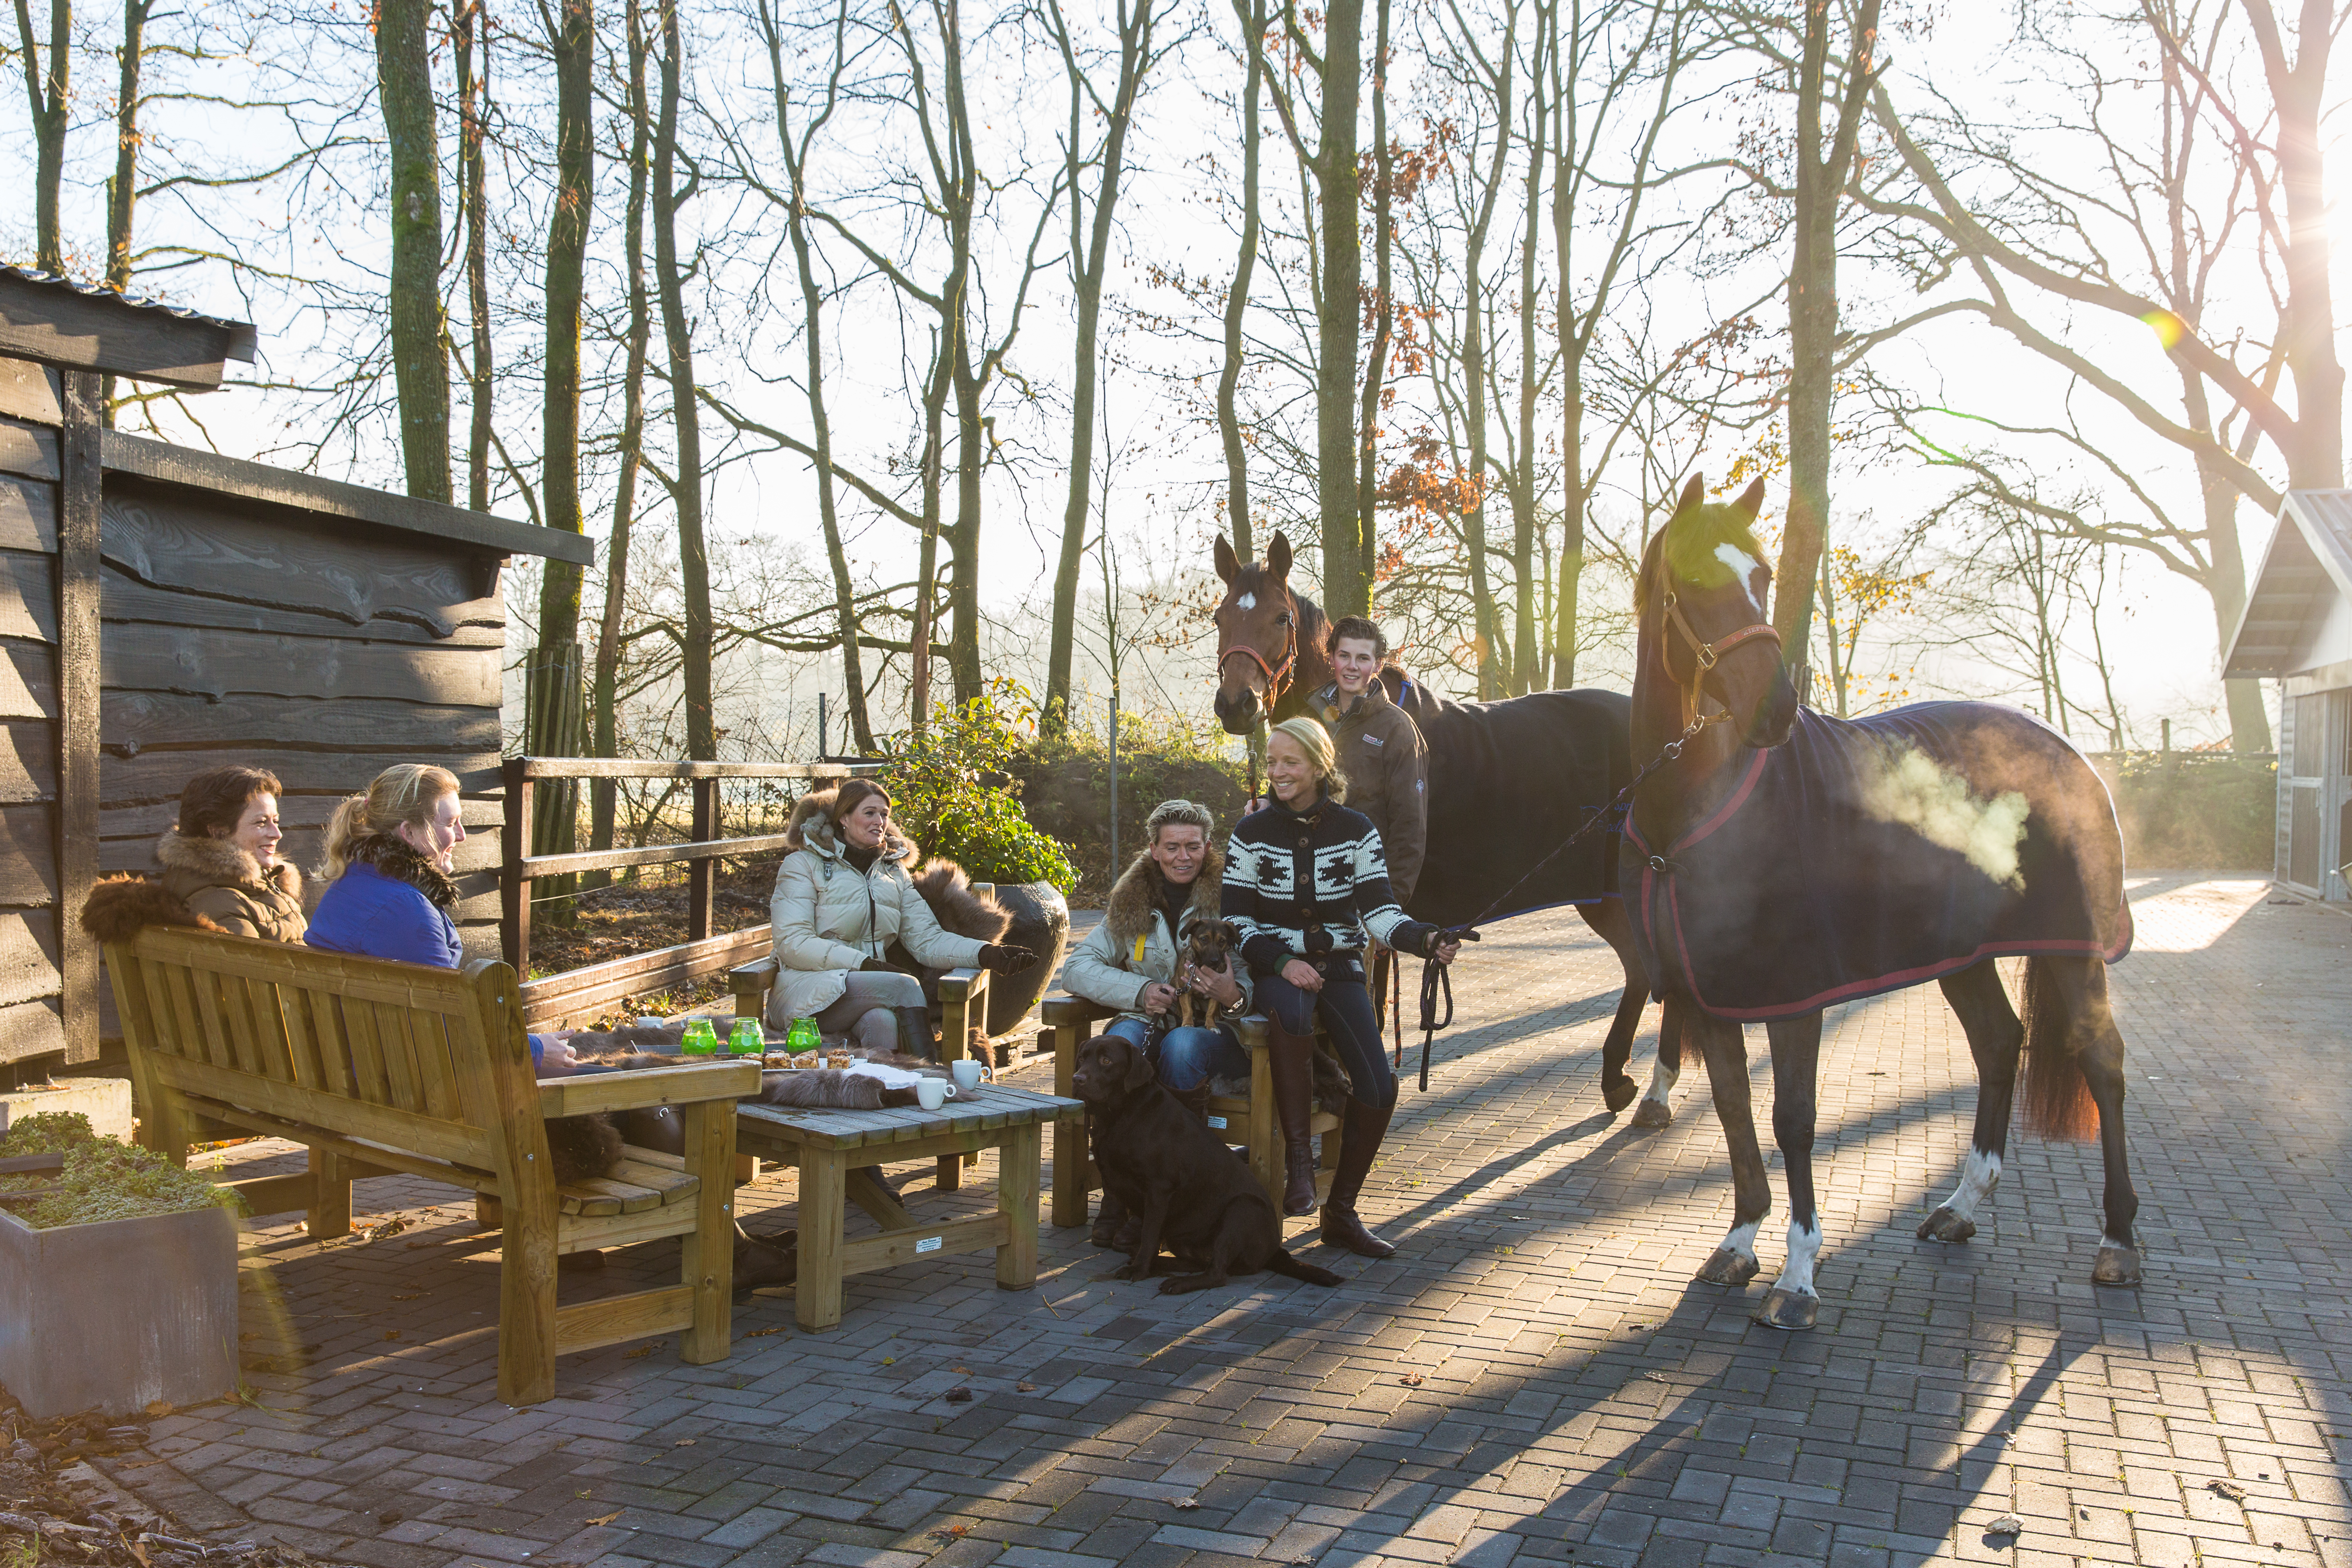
left=1716, top=1219, right=1759, bottom=1264
left=1773, top=1217, right=1822, bottom=1298
left=1939, top=1148, right=2002, bottom=1224
left=1641, top=1055, right=1679, bottom=1108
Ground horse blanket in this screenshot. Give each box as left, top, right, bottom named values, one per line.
left=1398, top=682, right=1631, bottom=929
left=1621, top=702, right=2131, bottom=1021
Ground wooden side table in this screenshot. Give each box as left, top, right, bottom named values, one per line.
left=735, top=1080, right=1082, bottom=1332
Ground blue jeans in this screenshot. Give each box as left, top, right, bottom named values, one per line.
left=1101, top=1016, right=1248, bottom=1092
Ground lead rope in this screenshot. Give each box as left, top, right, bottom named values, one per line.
left=1408, top=705, right=1731, bottom=1092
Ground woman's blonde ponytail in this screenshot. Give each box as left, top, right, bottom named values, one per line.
left=322, top=764, right=462, bottom=880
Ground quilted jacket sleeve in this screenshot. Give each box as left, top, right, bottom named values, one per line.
left=1059, top=918, right=1152, bottom=1012
left=768, top=851, right=871, bottom=974
left=887, top=869, right=990, bottom=972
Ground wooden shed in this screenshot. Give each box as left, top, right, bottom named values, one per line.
left=0, top=266, right=594, bottom=1068
left=2221, top=488, right=2352, bottom=902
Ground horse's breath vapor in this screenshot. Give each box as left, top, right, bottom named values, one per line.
left=1857, top=745, right=2031, bottom=892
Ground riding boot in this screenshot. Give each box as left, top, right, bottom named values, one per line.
left=1320, top=1098, right=1398, bottom=1258
left=893, top=1006, right=939, bottom=1063
left=1172, top=1083, right=1212, bottom=1126
left=1267, top=1018, right=1319, bottom=1217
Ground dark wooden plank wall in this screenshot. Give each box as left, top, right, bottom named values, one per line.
left=0, top=352, right=517, bottom=1064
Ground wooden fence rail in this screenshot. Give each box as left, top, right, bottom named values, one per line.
left=503, top=756, right=883, bottom=1030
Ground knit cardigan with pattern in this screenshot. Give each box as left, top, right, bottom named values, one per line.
left=1220, top=794, right=1438, bottom=976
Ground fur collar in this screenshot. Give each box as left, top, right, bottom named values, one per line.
left=80, top=875, right=226, bottom=943
left=784, top=789, right=914, bottom=864
left=156, top=830, right=302, bottom=897
left=344, top=833, right=459, bottom=909
left=1104, top=848, right=1224, bottom=948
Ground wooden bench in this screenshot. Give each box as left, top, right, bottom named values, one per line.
left=1037, top=996, right=1339, bottom=1229
left=103, top=924, right=759, bottom=1407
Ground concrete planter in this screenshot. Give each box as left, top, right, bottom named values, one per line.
left=0, top=1200, right=238, bottom=1417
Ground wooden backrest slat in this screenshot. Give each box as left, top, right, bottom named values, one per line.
left=412, top=1013, right=462, bottom=1122
left=185, top=966, right=240, bottom=1071
left=300, top=986, right=356, bottom=1096
left=275, top=978, right=328, bottom=1090
left=228, top=972, right=292, bottom=1082
left=341, top=996, right=394, bottom=1106
left=373, top=999, right=424, bottom=1112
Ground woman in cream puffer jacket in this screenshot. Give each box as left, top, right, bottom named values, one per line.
left=767, top=780, right=1035, bottom=1052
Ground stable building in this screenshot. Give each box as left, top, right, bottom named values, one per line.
left=2222, top=488, right=2352, bottom=902
left=0, top=266, right=593, bottom=1069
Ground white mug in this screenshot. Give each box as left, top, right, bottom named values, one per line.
left=914, top=1077, right=947, bottom=1110
left=951, top=1059, right=984, bottom=1092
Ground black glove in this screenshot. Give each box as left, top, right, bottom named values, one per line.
left=858, top=956, right=896, bottom=972
left=977, top=943, right=1038, bottom=976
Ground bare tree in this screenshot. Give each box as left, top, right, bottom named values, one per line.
left=13, top=0, right=67, bottom=271
left=652, top=0, right=714, bottom=757
left=374, top=0, right=452, bottom=502
left=1217, top=0, right=1269, bottom=561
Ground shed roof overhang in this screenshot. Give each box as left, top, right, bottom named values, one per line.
left=0, top=266, right=257, bottom=390
left=2221, top=490, right=2352, bottom=680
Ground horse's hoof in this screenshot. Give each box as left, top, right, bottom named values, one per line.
left=2092, top=1243, right=2143, bottom=1287
left=1602, top=1075, right=1638, bottom=1113
left=1630, top=1098, right=1674, bottom=1130
left=1753, top=1288, right=1818, bottom=1331
left=1915, top=1206, right=1977, bottom=1244
left=1695, top=1247, right=1758, bottom=1286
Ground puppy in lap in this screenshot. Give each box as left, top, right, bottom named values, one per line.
left=1071, top=1032, right=1341, bottom=1296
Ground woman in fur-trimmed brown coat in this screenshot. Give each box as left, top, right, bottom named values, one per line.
left=150, top=765, right=307, bottom=942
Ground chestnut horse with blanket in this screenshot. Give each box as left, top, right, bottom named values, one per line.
left=1626, top=477, right=2142, bottom=1330
left=1209, top=532, right=1661, bottom=1111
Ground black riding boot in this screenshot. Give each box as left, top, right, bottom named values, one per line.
left=1320, top=1098, right=1398, bottom=1258
left=1267, top=1018, right=1319, bottom=1217
left=893, top=1006, right=939, bottom=1062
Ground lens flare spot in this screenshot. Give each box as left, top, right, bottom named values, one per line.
left=2141, top=310, right=2186, bottom=350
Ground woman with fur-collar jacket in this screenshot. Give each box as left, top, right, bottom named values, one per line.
left=152, top=765, right=308, bottom=942
left=1060, top=798, right=1249, bottom=1124
left=769, top=780, right=1037, bottom=1055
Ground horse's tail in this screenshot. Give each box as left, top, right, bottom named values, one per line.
left=2016, top=956, right=2098, bottom=1141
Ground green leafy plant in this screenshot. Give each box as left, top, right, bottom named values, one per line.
left=0, top=1109, right=235, bottom=1229
left=882, top=682, right=1080, bottom=892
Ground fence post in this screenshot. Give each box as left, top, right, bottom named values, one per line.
left=502, top=756, right=533, bottom=974
left=688, top=773, right=719, bottom=944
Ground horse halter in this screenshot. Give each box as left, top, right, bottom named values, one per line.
left=1216, top=596, right=1298, bottom=714
left=1658, top=587, right=1781, bottom=700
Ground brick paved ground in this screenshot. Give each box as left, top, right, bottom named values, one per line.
left=88, top=874, right=2352, bottom=1568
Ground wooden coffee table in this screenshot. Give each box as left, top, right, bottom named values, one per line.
left=734, top=1081, right=1083, bottom=1332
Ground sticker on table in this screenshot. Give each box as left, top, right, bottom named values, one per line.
left=915, top=1235, right=943, bottom=1254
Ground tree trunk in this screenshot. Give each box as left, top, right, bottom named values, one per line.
left=1353, top=0, right=1393, bottom=611
left=1221, top=0, right=1267, bottom=562
left=950, top=355, right=986, bottom=707
left=15, top=0, right=68, bottom=273
left=591, top=0, right=654, bottom=879
left=1508, top=10, right=1545, bottom=694
left=910, top=347, right=951, bottom=733
left=455, top=0, right=493, bottom=512
left=102, top=0, right=149, bottom=424
left=374, top=0, right=452, bottom=504
left=2197, top=453, right=2273, bottom=751
left=653, top=0, right=714, bottom=759
left=1314, top=0, right=1366, bottom=617
left=1045, top=0, right=1153, bottom=733
left=1772, top=0, right=1878, bottom=670
left=2242, top=0, right=2343, bottom=489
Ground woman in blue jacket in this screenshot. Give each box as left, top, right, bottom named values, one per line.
left=309, top=764, right=583, bottom=1076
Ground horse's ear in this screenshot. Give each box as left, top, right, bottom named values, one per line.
left=1266, top=531, right=1292, bottom=581
left=1734, top=478, right=1765, bottom=518
left=1214, top=533, right=1240, bottom=584
left=1675, top=474, right=1705, bottom=517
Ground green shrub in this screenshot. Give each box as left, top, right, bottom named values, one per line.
left=0, top=1107, right=234, bottom=1229
left=882, top=683, right=1080, bottom=893
left=1010, top=709, right=1252, bottom=899
left=2090, top=751, right=2276, bottom=870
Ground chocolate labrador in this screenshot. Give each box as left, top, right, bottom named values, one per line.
left=1071, top=1033, right=1342, bottom=1295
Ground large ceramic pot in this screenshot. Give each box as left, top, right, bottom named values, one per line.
left=985, top=880, right=1069, bottom=1035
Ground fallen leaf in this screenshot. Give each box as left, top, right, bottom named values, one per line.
left=1985, top=1515, right=2024, bottom=1537
left=1642, top=1372, right=1668, bottom=1384
left=744, top=1326, right=786, bottom=1338
left=391, top=1293, right=425, bottom=1302
left=929, top=1525, right=968, bottom=1542
left=127, top=1540, right=151, bottom=1567
left=953, top=1366, right=970, bottom=1375
left=1173, top=1497, right=1200, bottom=1511
left=623, top=1341, right=666, bottom=1360
left=1015, top=1383, right=1036, bottom=1393
left=673, top=1439, right=697, bottom=1448
left=381, top=1330, right=402, bottom=1343
left=2207, top=1480, right=2248, bottom=1504
left=574, top=1492, right=591, bottom=1500
left=943, top=1387, right=973, bottom=1404
left=585, top=1512, right=621, bottom=1528
left=1399, top=1375, right=1424, bottom=1387
left=881, top=1356, right=895, bottom=1365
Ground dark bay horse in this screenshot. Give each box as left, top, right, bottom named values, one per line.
left=1210, top=532, right=1672, bottom=1116
left=1626, top=477, right=2142, bottom=1329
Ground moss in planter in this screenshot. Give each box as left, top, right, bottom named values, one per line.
left=0, top=1111, right=234, bottom=1229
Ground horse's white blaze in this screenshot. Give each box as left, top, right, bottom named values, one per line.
left=1641, top=1054, right=1678, bottom=1107
left=1236, top=592, right=1257, bottom=611
left=1715, top=543, right=1766, bottom=613
left=1717, top=1219, right=1759, bottom=1262
left=1774, top=1217, right=1822, bottom=1298
left=1940, top=1147, right=2002, bottom=1223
